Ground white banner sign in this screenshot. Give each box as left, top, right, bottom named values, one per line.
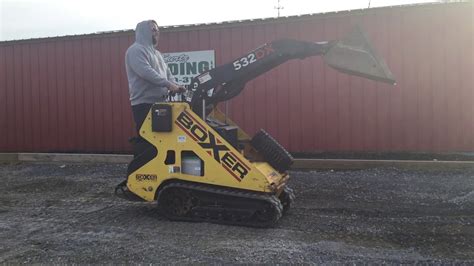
left=163, top=50, right=215, bottom=85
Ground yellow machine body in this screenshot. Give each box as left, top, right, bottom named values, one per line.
left=126, top=102, right=288, bottom=202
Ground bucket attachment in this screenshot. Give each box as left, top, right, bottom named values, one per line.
left=323, top=27, right=396, bottom=85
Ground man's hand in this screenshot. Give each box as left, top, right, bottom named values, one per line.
left=169, top=83, right=186, bottom=94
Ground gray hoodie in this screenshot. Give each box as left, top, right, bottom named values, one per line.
left=125, top=20, right=174, bottom=105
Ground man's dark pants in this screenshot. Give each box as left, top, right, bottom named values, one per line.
left=131, top=103, right=153, bottom=157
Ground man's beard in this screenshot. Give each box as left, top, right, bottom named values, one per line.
left=152, top=36, right=157, bottom=45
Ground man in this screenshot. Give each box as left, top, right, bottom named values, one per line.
left=125, top=20, right=184, bottom=156
left=125, top=20, right=184, bottom=133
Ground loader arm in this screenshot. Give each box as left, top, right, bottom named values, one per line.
left=188, top=39, right=333, bottom=116
left=187, top=27, right=396, bottom=117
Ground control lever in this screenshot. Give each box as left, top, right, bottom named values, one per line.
left=168, top=85, right=189, bottom=102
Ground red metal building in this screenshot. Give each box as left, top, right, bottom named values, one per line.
left=0, top=2, right=472, bottom=153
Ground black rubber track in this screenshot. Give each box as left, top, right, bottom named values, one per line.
left=156, top=181, right=284, bottom=228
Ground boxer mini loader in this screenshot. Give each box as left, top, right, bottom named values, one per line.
left=116, top=27, right=396, bottom=227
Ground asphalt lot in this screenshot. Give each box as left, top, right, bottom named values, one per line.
left=0, top=162, right=473, bottom=264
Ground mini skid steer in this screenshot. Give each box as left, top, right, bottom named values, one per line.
left=116, top=27, right=396, bottom=227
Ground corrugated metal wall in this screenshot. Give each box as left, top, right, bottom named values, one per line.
left=0, top=2, right=472, bottom=153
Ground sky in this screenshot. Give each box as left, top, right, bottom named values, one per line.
left=0, top=0, right=439, bottom=41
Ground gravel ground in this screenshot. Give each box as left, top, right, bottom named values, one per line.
left=0, top=162, right=473, bottom=264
